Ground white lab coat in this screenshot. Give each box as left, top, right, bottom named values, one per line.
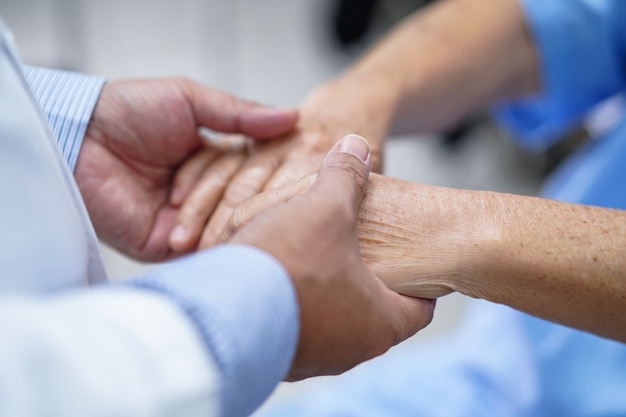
left=0, top=19, right=221, bottom=417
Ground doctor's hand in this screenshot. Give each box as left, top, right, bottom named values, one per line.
left=221, top=172, right=478, bottom=300
left=75, top=77, right=298, bottom=261
left=228, top=134, right=435, bottom=380
left=167, top=82, right=390, bottom=252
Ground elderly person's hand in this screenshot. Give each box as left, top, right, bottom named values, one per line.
left=222, top=163, right=626, bottom=344
left=229, top=134, right=435, bottom=379
left=167, top=78, right=398, bottom=253
left=75, top=77, right=298, bottom=261
left=220, top=172, right=477, bottom=299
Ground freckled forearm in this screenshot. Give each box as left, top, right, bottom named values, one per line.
left=358, top=175, right=626, bottom=342
left=459, top=193, right=626, bottom=342
left=237, top=172, right=626, bottom=341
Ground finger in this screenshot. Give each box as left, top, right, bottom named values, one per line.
left=368, top=272, right=436, bottom=345
left=198, top=130, right=251, bottom=153
left=221, top=174, right=316, bottom=243
left=385, top=290, right=436, bottom=343
left=197, top=146, right=285, bottom=248
left=169, top=152, right=246, bottom=252
left=197, top=138, right=292, bottom=247
left=263, top=151, right=322, bottom=191
left=182, top=79, right=298, bottom=139
left=312, top=134, right=372, bottom=213
left=170, top=146, right=219, bottom=206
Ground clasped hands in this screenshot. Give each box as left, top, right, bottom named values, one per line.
left=165, top=84, right=465, bottom=301
left=77, top=77, right=439, bottom=380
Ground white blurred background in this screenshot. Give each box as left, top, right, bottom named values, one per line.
left=0, top=0, right=545, bottom=413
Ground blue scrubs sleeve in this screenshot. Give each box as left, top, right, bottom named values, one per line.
left=494, top=0, right=626, bottom=150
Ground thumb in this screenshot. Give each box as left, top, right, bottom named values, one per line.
left=313, top=134, right=372, bottom=212
left=184, top=80, right=298, bottom=139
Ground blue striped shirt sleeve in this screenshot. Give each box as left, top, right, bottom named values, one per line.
left=21, top=66, right=105, bottom=171
left=128, top=244, right=299, bottom=417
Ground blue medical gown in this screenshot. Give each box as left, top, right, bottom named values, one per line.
left=257, top=0, right=626, bottom=416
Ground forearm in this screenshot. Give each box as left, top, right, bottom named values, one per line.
left=321, top=0, right=539, bottom=140
left=360, top=175, right=626, bottom=342
left=461, top=191, right=626, bottom=342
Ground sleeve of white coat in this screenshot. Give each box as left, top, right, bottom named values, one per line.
left=0, top=245, right=299, bottom=417
left=21, top=66, right=105, bottom=171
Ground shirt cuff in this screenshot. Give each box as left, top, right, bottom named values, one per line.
left=494, top=0, right=626, bottom=150
left=21, top=66, right=106, bottom=171
left=128, top=244, right=299, bottom=417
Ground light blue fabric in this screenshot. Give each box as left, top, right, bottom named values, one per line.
left=541, top=117, right=626, bottom=206
left=495, top=0, right=626, bottom=150
left=257, top=1, right=626, bottom=416
left=257, top=300, right=626, bottom=417
left=130, top=245, right=299, bottom=417
left=22, top=66, right=105, bottom=171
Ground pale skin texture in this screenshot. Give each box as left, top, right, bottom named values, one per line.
left=224, top=173, right=626, bottom=344
left=229, top=135, right=435, bottom=380
left=168, top=0, right=539, bottom=252
left=173, top=0, right=626, bottom=341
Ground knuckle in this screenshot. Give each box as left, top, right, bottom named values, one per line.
left=228, top=207, right=247, bottom=233
left=329, top=158, right=368, bottom=188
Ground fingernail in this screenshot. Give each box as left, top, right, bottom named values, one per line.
left=337, top=134, right=370, bottom=162
left=170, top=225, right=189, bottom=244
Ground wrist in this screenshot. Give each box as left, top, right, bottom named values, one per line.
left=447, top=190, right=508, bottom=299
left=298, top=74, right=399, bottom=151
left=359, top=176, right=499, bottom=299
